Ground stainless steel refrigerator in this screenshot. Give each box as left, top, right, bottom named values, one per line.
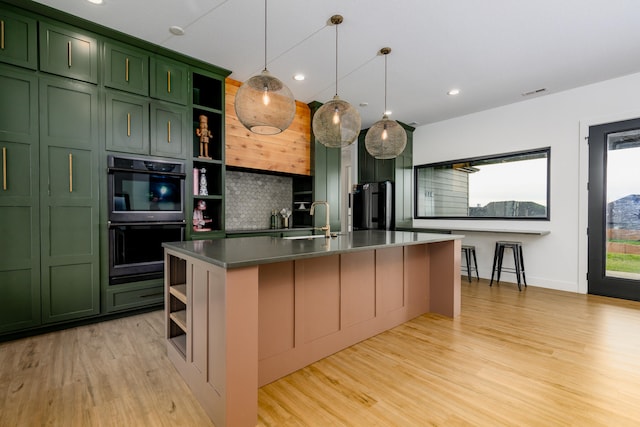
left=352, top=181, right=394, bottom=230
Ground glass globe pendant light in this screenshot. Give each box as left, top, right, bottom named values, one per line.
left=234, top=0, right=296, bottom=135
left=365, top=47, right=407, bottom=159
left=312, top=15, right=361, bottom=148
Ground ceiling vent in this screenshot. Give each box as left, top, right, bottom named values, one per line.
left=521, top=88, right=547, bottom=97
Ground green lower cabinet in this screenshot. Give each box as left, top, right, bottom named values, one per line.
left=105, top=280, right=164, bottom=313
left=150, top=102, right=187, bottom=159
left=40, top=76, right=100, bottom=324
left=0, top=208, right=40, bottom=333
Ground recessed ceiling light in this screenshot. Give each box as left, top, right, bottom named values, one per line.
left=447, top=88, right=460, bottom=96
left=293, top=74, right=305, bottom=81
left=384, top=110, right=392, bottom=116
left=87, top=0, right=103, bottom=4
left=359, top=102, right=368, bottom=107
left=169, top=26, right=185, bottom=36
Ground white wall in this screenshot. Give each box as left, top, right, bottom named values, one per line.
left=413, top=72, right=640, bottom=293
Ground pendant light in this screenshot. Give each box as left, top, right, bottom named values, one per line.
left=365, top=47, right=407, bottom=159
left=312, top=15, right=361, bottom=148
left=234, top=0, right=296, bottom=135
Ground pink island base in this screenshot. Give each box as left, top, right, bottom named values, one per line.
left=165, top=238, right=461, bottom=427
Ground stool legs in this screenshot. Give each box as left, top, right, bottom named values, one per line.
left=490, top=242, right=526, bottom=291
left=471, top=248, right=479, bottom=281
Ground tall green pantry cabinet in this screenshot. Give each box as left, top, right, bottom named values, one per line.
left=39, top=76, right=100, bottom=323
left=0, top=65, right=40, bottom=334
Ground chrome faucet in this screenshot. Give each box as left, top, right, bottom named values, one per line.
left=310, top=201, right=330, bottom=238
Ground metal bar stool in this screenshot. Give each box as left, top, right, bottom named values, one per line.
left=490, top=241, right=527, bottom=291
left=461, top=245, right=479, bottom=282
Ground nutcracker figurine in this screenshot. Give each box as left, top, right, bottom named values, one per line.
left=196, top=115, right=212, bottom=159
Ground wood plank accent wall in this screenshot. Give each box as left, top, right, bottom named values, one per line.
left=225, top=78, right=311, bottom=175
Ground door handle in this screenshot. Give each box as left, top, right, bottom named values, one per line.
left=1, top=20, right=5, bottom=50
left=167, top=120, right=171, bottom=143
left=2, top=147, right=6, bottom=191
left=125, top=57, right=129, bottom=82
left=127, top=113, right=131, bottom=136
left=167, top=70, right=171, bottom=93
left=69, top=153, right=73, bottom=192
left=67, top=41, right=72, bottom=67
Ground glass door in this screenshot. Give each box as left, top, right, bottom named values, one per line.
left=588, top=118, right=640, bottom=300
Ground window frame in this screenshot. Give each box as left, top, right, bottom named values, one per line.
left=413, top=147, right=551, bottom=221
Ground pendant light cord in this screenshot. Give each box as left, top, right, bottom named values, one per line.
left=384, top=53, right=388, bottom=113
left=334, top=22, right=339, bottom=97
left=263, top=0, right=268, bottom=71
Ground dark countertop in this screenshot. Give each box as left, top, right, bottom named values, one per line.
left=225, top=227, right=314, bottom=235
left=163, top=230, right=464, bottom=269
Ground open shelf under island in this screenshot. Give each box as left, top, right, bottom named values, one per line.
left=163, top=230, right=463, bottom=427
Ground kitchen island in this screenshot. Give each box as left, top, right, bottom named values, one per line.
left=163, top=230, right=462, bottom=427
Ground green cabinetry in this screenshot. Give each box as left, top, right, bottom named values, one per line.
left=39, top=76, right=99, bottom=323
left=150, top=101, right=187, bottom=159
left=39, top=21, right=98, bottom=83
left=105, top=90, right=150, bottom=154
left=104, top=41, right=149, bottom=96
left=189, top=69, right=226, bottom=240
left=0, top=64, right=39, bottom=334
left=309, top=102, right=341, bottom=232
left=357, top=122, right=415, bottom=229
left=151, top=56, right=189, bottom=105
left=0, top=8, right=37, bottom=69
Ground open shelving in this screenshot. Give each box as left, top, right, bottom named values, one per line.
left=166, top=254, right=187, bottom=358
left=189, top=69, right=226, bottom=240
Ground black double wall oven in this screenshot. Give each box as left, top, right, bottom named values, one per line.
left=107, top=155, right=186, bottom=285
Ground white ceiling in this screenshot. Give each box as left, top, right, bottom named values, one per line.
left=32, top=0, right=640, bottom=128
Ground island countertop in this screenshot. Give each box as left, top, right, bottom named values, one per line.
left=163, top=230, right=464, bottom=269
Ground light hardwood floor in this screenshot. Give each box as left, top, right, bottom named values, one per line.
left=2, top=279, right=640, bottom=426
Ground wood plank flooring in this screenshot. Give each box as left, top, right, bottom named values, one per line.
left=2, top=279, right=640, bottom=426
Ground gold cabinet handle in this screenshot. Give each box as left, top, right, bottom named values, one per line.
left=167, top=70, right=171, bottom=93
left=68, top=153, right=73, bottom=193
left=127, top=113, right=131, bottom=136
left=167, top=120, right=171, bottom=143
left=67, top=41, right=72, bottom=67
left=1, top=20, right=5, bottom=50
left=125, top=58, right=129, bottom=82
left=2, top=147, right=6, bottom=191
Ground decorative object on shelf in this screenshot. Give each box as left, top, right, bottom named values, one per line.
left=193, top=199, right=212, bottom=231
left=196, top=114, right=212, bottom=159
left=234, top=0, right=296, bottom=135
left=365, top=47, right=407, bottom=159
left=193, top=168, right=200, bottom=195
left=270, top=210, right=278, bottom=229
left=199, top=167, right=208, bottom=196
left=312, top=15, right=361, bottom=148
left=298, top=202, right=306, bottom=210
left=280, top=207, right=292, bottom=228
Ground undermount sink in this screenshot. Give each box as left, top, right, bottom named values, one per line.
left=282, top=234, right=326, bottom=240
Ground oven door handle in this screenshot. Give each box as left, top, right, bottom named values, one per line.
left=108, top=221, right=186, bottom=227
left=107, top=167, right=186, bottom=178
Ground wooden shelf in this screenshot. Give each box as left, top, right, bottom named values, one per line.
left=170, top=310, right=187, bottom=332
left=169, top=284, right=187, bottom=304
left=170, top=334, right=186, bottom=357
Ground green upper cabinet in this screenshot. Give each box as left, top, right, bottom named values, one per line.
left=358, top=122, right=415, bottom=228
left=0, top=64, right=40, bottom=334
left=0, top=8, right=37, bottom=70
left=150, top=101, right=187, bottom=159
left=309, top=101, right=341, bottom=232
left=105, top=90, right=150, bottom=155
left=150, top=56, right=188, bottom=105
left=39, top=75, right=100, bottom=324
left=357, top=130, right=396, bottom=183
left=104, top=41, right=149, bottom=96
left=39, top=21, right=98, bottom=84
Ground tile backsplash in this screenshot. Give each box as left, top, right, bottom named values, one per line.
left=225, top=170, right=292, bottom=230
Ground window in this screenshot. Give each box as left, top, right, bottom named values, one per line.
left=414, top=148, right=550, bottom=220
